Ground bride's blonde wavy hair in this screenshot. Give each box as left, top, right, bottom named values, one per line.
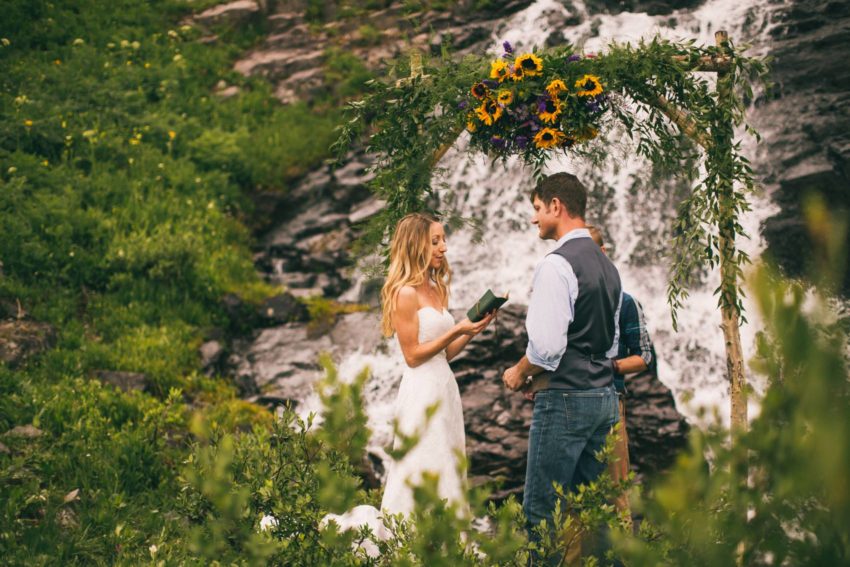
left=380, top=213, right=451, bottom=337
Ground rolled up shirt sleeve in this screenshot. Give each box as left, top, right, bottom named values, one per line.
left=634, top=299, right=654, bottom=367
left=606, top=290, right=623, bottom=359
left=525, top=256, right=577, bottom=371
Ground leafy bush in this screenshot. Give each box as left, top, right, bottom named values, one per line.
left=614, top=200, right=850, bottom=566
left=0, top=0, right=357, bottom=563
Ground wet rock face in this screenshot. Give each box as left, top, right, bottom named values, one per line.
left=194, top=0, right=261, bottom=26
left=230, top=1, right=533, bottom=104
left=251, top=155, right=376, bottom=300
left=760, top=0, right=850, bottom=292
left=582, top=0, right=704, bottom=16
left=228, top=310, right=386, bottom=406
left=451, top=305, right=690, bottom=499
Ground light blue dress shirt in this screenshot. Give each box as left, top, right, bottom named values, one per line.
left=525, top=229, right=622, bottom=372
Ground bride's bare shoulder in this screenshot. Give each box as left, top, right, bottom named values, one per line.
left=395, top=286, right=419, bottom=312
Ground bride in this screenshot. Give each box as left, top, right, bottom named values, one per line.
left=323, top=212, right=495, bottom=538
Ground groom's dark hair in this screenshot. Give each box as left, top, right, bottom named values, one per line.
left=531, top=172, right=587, bottom=219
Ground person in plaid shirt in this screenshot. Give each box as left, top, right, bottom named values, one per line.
left=587, top=226, right=655, bottom=530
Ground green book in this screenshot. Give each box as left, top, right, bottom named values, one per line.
left=467, top=289, right=509, bottom=322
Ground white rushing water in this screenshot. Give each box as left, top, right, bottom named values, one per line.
left=302, top=0, right=786, bottom=455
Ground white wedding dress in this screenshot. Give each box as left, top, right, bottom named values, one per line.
left=322, top=307, right=468, bottom=546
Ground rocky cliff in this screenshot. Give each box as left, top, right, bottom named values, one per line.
left=758, top=0, right=850, bottom=291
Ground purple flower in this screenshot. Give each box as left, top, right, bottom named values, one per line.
left=483, top=79, right=499, bottom=88
left=567, top=54, right=581, bottom=63
left=458, top=100, right=469, bottom=110
left=537, top=99, right=548, bottom=112
left=586, top=101, right=601, bottom=113
left=503, top=41, right=514, bottom=54
left=516, top=135, right=528, bottom=149
left=490, top=136, right=507, bottom=149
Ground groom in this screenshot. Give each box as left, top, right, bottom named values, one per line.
left=502, top=172, right=621, bottom=563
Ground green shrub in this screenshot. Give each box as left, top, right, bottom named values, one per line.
left=614, top=200, right=850, bottom=566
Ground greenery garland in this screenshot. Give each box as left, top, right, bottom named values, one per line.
left=334, top=35, right=768, bottom=324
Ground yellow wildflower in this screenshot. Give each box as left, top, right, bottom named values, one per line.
left=23, top=119, right=33, bottom=127
left=168, top=130, right=176, bottom=140
left=497, top=89, right=514, bottom=106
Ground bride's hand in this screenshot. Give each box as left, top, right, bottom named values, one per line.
left=457, top=311, right=496, bottom=336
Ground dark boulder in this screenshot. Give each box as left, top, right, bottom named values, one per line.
left=257, top=293, right=309, bottom=326
left=0, top=320, right=57, bottom=368
left=94, top=371, right=147, bottom=393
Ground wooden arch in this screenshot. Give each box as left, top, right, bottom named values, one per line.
left=336, top=30, right=767, bottom=434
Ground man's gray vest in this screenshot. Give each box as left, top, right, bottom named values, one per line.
left=537, top=236, right=622, bottom=390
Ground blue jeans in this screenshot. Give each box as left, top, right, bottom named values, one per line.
left=523, top=386, right=619, bottom=547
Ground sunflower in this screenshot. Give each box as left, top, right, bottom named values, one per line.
left=466, top=113, right=477, bottom=132
left=575, top=74, right=603, bottom=97
left=497, top=89, right=514, bottom=106
left=546, top=79, right=568, bottom=97
left=514, top=53, right=543, bottom=77
left=489, top=60, right=511, bottom=83
left=537, top=96, right=563, bottom=124
left=575, top=126, right=599, bottom=142
left=534, top=127, right=566, bottom=149
left=511, top=65, right=525, bottom=82
left=474, top=103, right=492, bottom=126
left=471, top=82, right=489, bottom=100
left=474, top=99, right=503, bottom=126
left=485, top=98, right=504, bottom=122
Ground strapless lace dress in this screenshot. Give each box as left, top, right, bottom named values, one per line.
left=322, top=307, right=468, bottom=543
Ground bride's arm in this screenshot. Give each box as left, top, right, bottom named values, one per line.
left=395, top=287, right=489, bottom=368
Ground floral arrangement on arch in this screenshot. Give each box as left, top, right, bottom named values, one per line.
left=459, top=42, right=609, bottom=157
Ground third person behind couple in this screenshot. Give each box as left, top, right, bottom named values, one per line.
left=586, top=225, right=656, bottom=532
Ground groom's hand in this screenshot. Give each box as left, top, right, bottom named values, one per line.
left=502, top=365, right=525, bottom=391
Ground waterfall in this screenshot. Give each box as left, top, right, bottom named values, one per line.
left=300, top=0, right=785, bottom=459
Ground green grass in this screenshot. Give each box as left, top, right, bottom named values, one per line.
left=0, top=0, right=372, bottom=562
